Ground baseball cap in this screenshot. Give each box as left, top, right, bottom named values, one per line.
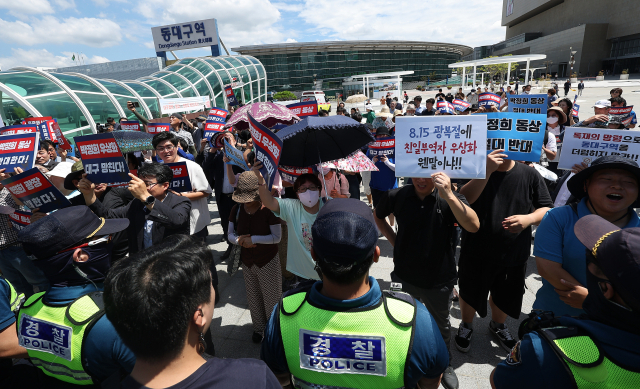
left=64, top=160, right=85, bottom=190
left=575, top=215, right=640, bottom=312
left=593, top=100, right=611, bottom=108
left=311, top=199, right=378, bottom=266
left=196, top=115, right=207, bottom=121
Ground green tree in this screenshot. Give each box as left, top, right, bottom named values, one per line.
left=273, top=91, right=297, bottom=101
left=479, top=55, right=518, bottom=84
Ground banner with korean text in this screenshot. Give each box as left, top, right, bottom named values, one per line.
left=224, top=139, right=249, bottom=170
left=557, top=128, right=640, bottom=169
left=508, top=94, right=547, bottom=115
left=0, top=125, right=38, bottom=136
left=207, top=107, right=228, bottom=123
left=479, top=93, right=501, bottom=108
left=165, top=162, right=192, bottom=192
left=38, top=120, right=58, bottom=143
left=395, top=116, right=487, bottom=179
left=452, top=99, right=471, bottom=112
left=22, top=117, right=52, bottom=126
left=2, top=168, right=71, bottom=213
left=120, top=121, right=141, bottom=131
left=0, top=133, right=39, bottom=171
left=9, top=210, right=31, bottom=232
left=486, top=113, right=546, bottom=162
left=609, top=106, right=634, bottom=126
left=225, top=86, right=238, bottom=107
left=286, top=101, right=318, bottom=117
left=204, top=121, right=225, bottom=144
left=75, top=133, right=130, bottom=184
left=147, top=123, right=171, bottom=135
left=278, top=166, right=314, bottom=185
left=159, top=96, right=211, bottom=115
left=248, top=113, right=282, bottom=191
left=436, top=101, right=455, bottom=115
left=368, top=137, right=395, bottom=158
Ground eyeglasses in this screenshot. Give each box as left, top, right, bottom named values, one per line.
left=156, top=145, right=175, bottom=152
left=142, top=181, right=158, bottom=189
left=297, top=186, right=319, bottom=193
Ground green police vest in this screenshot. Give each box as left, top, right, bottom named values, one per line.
left=539, top=326, right=640, bottom=388
left=17, top=291, right=106, bottom=386
left=1, top=276, right=25, bottom=313
left=279, top=288, right=416, bottom=389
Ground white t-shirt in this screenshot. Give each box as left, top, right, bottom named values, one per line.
left=177, top=157, right=213, bottom=234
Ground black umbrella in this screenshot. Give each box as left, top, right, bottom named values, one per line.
left=277, top=116, right=374, bottom=167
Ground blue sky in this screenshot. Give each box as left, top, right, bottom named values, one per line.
left=0, top=0, right=506, bottom=70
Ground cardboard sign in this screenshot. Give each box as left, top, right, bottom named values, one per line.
left=248, top=113, right=282, bottom=191
left=508, top=94, right=548, bottom=115
left=486, top=113, right=547, bottom=162
left=225, top=85, right=238, bottom=107
left=9, top=210, right=31, bottom=231
left=75, top=133, right=130, bottom=184
left=436, top=101, right=455, bottom=115
left=2, top=168, right=71, bottom=213
left=165, top=162, right=192, bottom=193
left=22, top=117, right=53, bottom=126
left=368, top=137, right=396, bottom=158
left=0, top=125, right=38, bottom=136
left=558, top=128, right=640, bottom=169
left=394, top=116, right=487, bottom=179
left=207, top=107, right=228, bottom=123
left=50, top=122, right=71, bottom=150
left=278, top=166, right=314, bottom=184
left=120, top=121, right=141, bottom=131
left=147, top=123, right=171, bottom=135
left=479, top=93, right=502, bottom=108
left=204, top=121, right=225, bottom=143
left=223, top=139, right=249, bottom=171
left=453, top=99, right=471, bottom=112
left=0, top=133, right=39, bottom=171
left=286, top=101, right=318, bottom=117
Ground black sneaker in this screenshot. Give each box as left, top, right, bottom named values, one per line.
left=441, top=366, right=459, bottom=389
left=489, top=321, right=517, bottom=352
left=454, top=323, right=473, bottom=353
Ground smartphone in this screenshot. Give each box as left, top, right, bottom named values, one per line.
left=129, top=101, right=140, bottom=108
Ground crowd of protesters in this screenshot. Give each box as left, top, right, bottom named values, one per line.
left=0, top=81, right=638, bottom=389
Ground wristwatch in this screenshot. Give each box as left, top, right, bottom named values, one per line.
left=142, top=195, right=155, bottom=206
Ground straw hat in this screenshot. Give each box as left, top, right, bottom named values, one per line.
left=377, top=106, right=393, bottom=118
left=547, top=106, right=567, bottom=125
left=232, top=172, right=261, bottom=203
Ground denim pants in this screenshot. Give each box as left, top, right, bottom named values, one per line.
left=0, top=245, right=49, bottom=297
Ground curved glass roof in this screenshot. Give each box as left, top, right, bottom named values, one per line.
left=0, top=55, right=266, bottom=142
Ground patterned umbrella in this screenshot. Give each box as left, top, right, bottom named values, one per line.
left=224, top=102, right=300, bottom=131
left=112, top=130, right=155, bottom=153
left=321, top=150, right=378, bottom=172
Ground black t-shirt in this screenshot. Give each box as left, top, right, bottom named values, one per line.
left=376, top=186, right=469, bottom=289
left=459, top=162, right=553, bottom=266
left=422, top=108, right=436, bottom=116
left=121, top=358, right=280, bottom=389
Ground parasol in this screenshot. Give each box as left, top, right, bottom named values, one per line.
left=224, top=102, right=300, bottom=131
left=321, top=150, right=378, bottom=172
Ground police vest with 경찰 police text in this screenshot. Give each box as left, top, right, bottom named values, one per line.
left=279, top=287, right=416, bottom=389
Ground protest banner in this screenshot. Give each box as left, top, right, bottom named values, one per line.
left=436, top=101, right=455, bottom=115
left=508, top=94, right=547, bottom=115
left=394, top=116, right=487, bottom=179
left=225, top=85, right=239, bottom=107
left=452, top=99, right=471, bottom=112
left=0, top=133, right=39, bottom=171
left=159, top=96, right=210, bottom=115
left=50, top=122, right=71, bottom=150
left=2, top=168, right=71, bottom=213
left=207, top=107, right=228, bottom=123
left=557, top=127, right=640, bottom=169
left=165, top=162, right=192, bottom=193
left=9, top=210, right=31, bottom=232
left=120, top=121, right=141, bottom=131
left=22, top=117, right=52, bottom=126
left=147, top=123, right=171, bottom=135
left=278, top=166, right=314, bottom=185
left=108, top=169, right=137, bottom=188
left=0, top=125, right=38, bottom=136
left=75, top=133, right=130, bottom=184
left=224, top=139, right=250, bottom=170
left=486, top=112, right=546, bottom=162
left=286, top=101, right=318, bottom=117
left=609, top=106, right=634, bottom=125
left=479, top=92, right=501, bottom=108
left=248, top=113, right=283, bottom=191
left=204, top=121, right=225, bottom=143
left=368, top=137, right=395, bottom=158
left=38, top=120, right=58, bottom=143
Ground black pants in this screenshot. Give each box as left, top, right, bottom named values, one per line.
left=345, top=173, right=360, bottom=199
left=215, top=192, right=236, bottom=243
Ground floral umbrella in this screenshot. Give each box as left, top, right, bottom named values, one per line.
left=224, top=102, right=300, bottom=131
left=321, top=150, right=378, bottom=172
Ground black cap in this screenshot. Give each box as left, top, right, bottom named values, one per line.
left=17, top=206, right=129, bottom=260
left=311, top=199, right=378, bottom=266
left=575, top=215, right=640, bottom=312
left=375, top=126, right=391, bottom=137
left=170, top=113, right=183, bottom=120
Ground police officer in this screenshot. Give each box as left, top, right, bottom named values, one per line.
left=0, top=275, right=26, bottom=361
left=491, top=214, right=640, bottom=388
left=261, top=198, right=449, bottom=389
left=15, top=206, right=135, bottom=387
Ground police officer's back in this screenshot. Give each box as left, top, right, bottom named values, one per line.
left=491, top=215, right=640, bottom=388
left=261, top=198, right=449, bottom=389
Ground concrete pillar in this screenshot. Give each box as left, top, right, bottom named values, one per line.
left=473, top=65, right=477, bottom=87
left=525, top=59, right=530, bottom=86
left=506, top=62, right=511, bottom=85
left=462, top=67, right=466, bottom=91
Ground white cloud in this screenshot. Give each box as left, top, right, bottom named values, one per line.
left=143, top=41, right=155, bottom=49
left=272, top=1, right=304, bottom=12
left=0, top=48, right=109, bottom=70
left=0, top=16, right=122, bottom=47
left=0, top=0, right=55, bottom=17
left=285, top=38, right=297, bottom=43
left=91, top=0, right=128, bottom=6
left=52, top=0, right=76, bottom=10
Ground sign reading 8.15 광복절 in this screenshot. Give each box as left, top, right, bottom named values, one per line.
left=394, top=116, right=487, bottom=179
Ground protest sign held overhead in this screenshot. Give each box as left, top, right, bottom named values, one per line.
left=204, top=121, right=225, bottom=143
left=2, top=168, right=71, bottom=213
left=0, top=133, right=39, bottom=171
left=486, top=112, right=546, bottom=162
left=120, top=121, right=141, bottom=131
left=557, top=128, right=640, bottom=169
left=286, top=101, right=319, bottom=117
left=368, top=137, right=395, bottom=158
left=224, top=139, right=250, bottom=171
left=50, top=122, right=71, bottom=151
left=453, top=99, right=471, bottom=112
left=165, top=162, right=192, bottom=193
left=207, top=107, right=228, bottom=123
left=248, top=113, right=283, bottom=191
left=479, top=92, right=501, bottom=108
left=436, top=101, right=455, bottom=115
left=609, top=106, right=634, bottom=125
left=147, top=123, right=171, bottom=135
left=395, top=115, right=487, bottom=179
left=278, top=166, right=314, bottom=185
left=9, top=210, right=31, bottom=232
left=508, top=94, right=547, bottom=115
left=0, top=125, right=38, bottom=136
left=22, top=117, right=53, bottom=126
left=75, top=133, right=130, bottom=184
left=225, top=85, right=239, bottom=106
left=38, top=120, right=58, bottom=143
left=572, top=104, right=580, bottom=118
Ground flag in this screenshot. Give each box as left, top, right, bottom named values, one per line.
left=72, top=54, right=75, bottom=61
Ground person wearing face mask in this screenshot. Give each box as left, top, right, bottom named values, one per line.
left=191, top=115, right=208, bottom=151
left=14, top=206, right=136, bottom=387
left=251, top=162, right=324, bottom=283
left=491, top=214, right=640, bottom=389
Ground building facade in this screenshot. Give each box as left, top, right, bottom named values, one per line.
left=232, top=41, right=472, bottom=93
left=0, top=55, right=266, bottom=141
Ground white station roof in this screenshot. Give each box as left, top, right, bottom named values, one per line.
left=449, top=54, right=547, bottom=68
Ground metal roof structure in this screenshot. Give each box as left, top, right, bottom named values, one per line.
left=448, top=54, right=547, bottom=87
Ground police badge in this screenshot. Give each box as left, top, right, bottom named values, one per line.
left=504, top=340, right=522, bottom=366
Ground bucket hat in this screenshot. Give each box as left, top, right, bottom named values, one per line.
left=232, top=172, right=261, bottom=203
left=547, top=106, right=567, bottom=125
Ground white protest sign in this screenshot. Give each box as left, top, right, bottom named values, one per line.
left=557, top=127, right=640, bottom=169
left=159, top=96, right=211, bottom=115
left=394, top=116, right=487, bottom=179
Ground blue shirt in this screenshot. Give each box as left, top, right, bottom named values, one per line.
left=0, top=278, right=15, bottom=331
left=260, top=277, right=449, bottom=387
left=533, top=198, right=640, bottom=316
left=493, top=316, right=640, bottom=389
left=367, top=151, right=398, bottom=191
left=42, top=284, right=136, bottom=381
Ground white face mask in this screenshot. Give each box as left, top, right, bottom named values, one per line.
left=298, top=190, right=319, bottom=208
left=547, top=116, right=559, bottom=124
left=319, top=166, right=332, bottom=175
